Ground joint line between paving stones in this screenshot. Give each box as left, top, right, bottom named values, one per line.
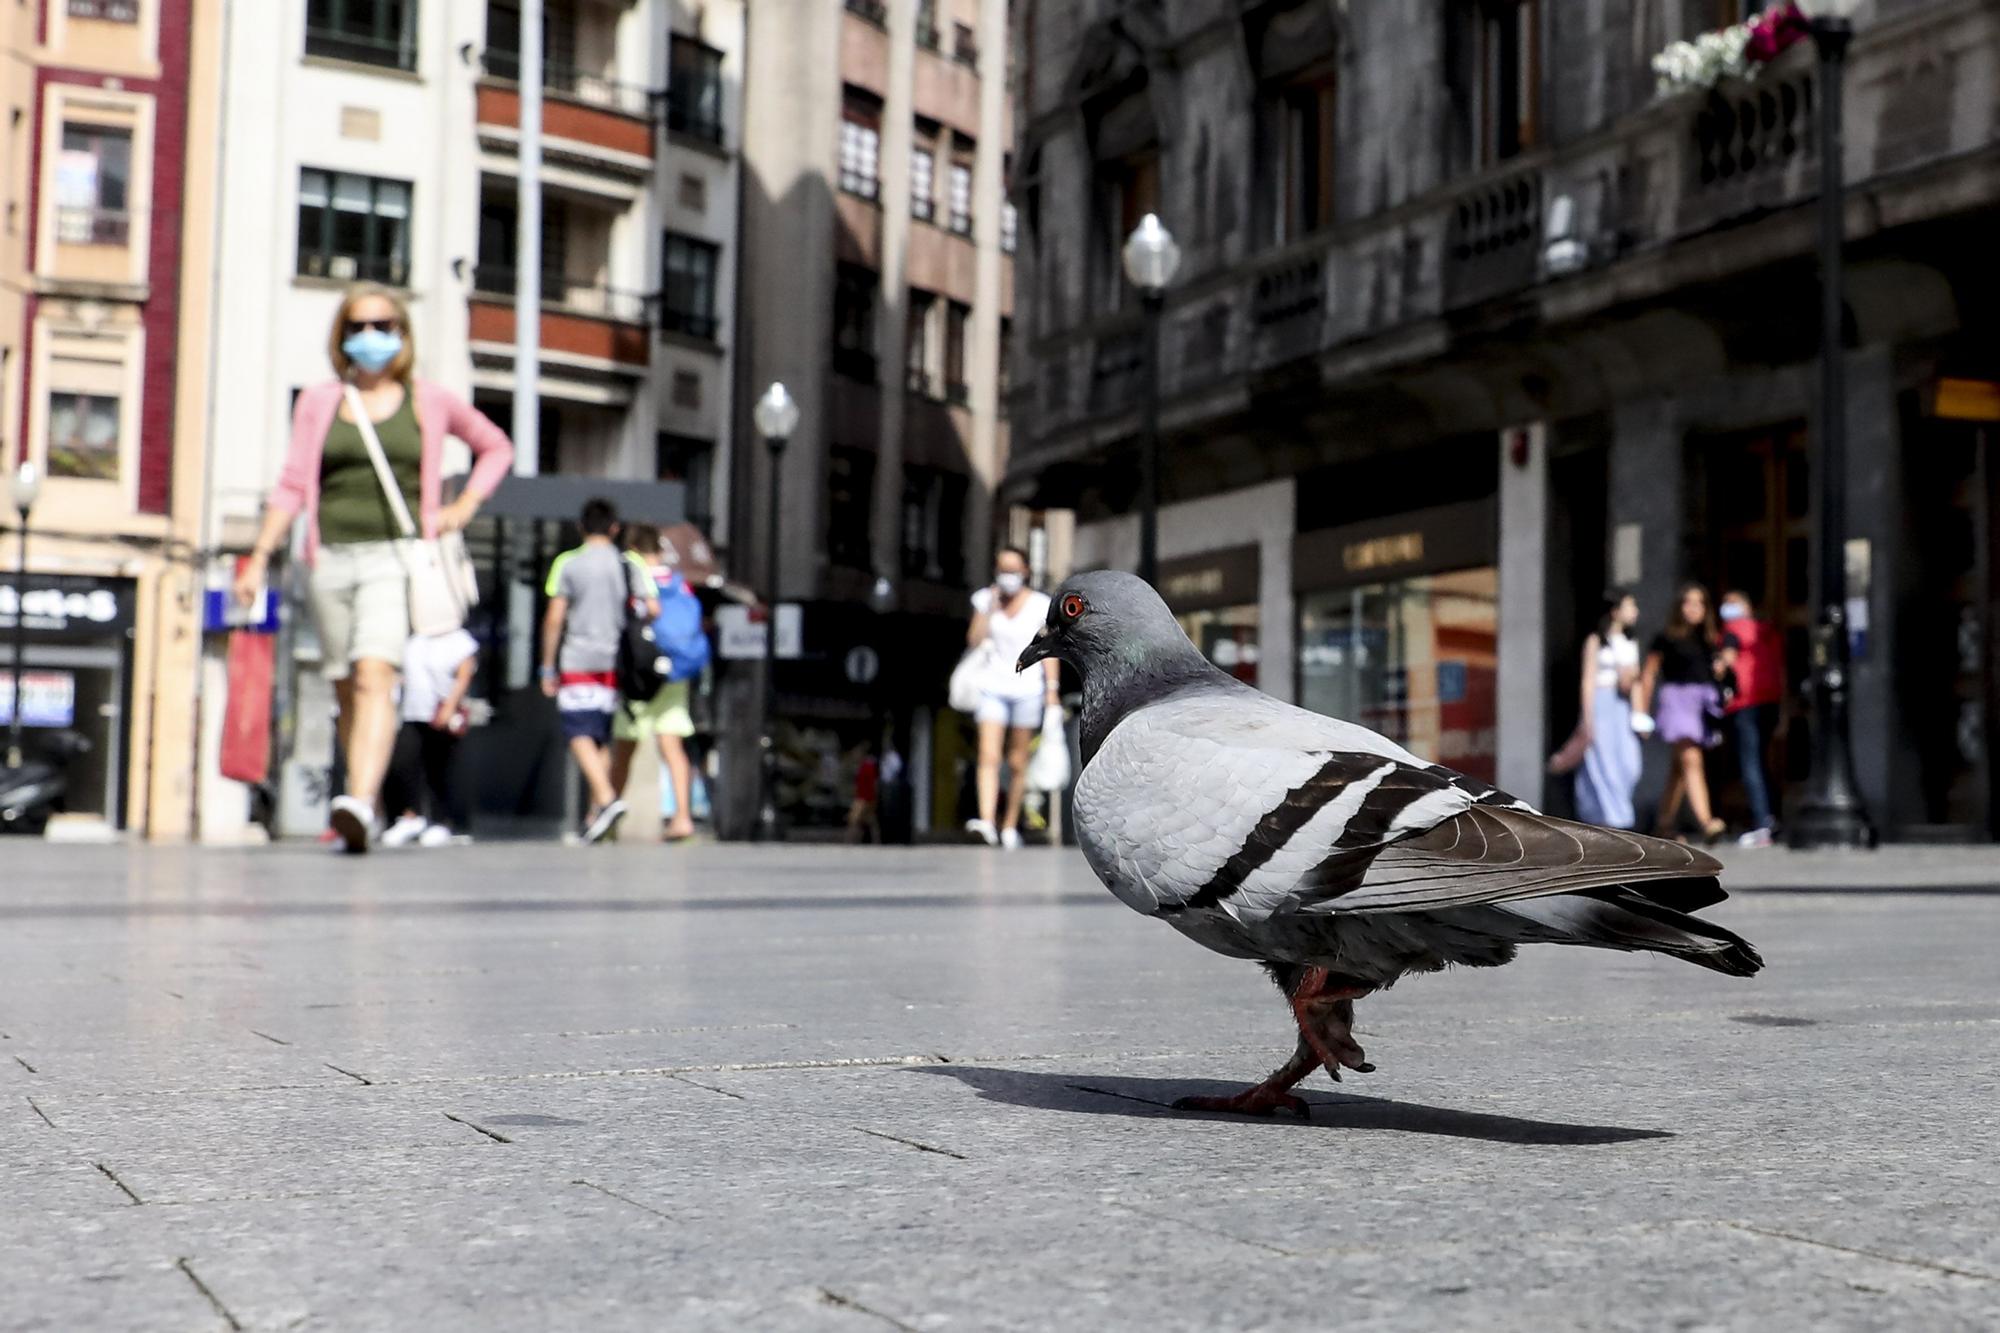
left=1720, top=1221, right=1998, bottom=1282
left=573, top=1178, right=674, bottom=1222
left=1106, top=1200, right=1302, bottom=1259
left=176, top=1258, right=243, bottom=1331
left=26, top=1096, right=57, bottom=1129
left=852, top=1127, right=969, bottom=1160
left=817, top=1288, right=921, bottom=1332
left=248, top=1029, right=291, bottom=1046
left=95, top=1162, right=143, bottom=1204
left=443, top=1111, right=513, bottom=1144
left=14, top=1054, right=36, bottom=1074
left=670, top=1074, right=745, bottom=1100
left=324, top=1063, right=372, bottom=1086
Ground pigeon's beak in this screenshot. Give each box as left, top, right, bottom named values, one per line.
left=1017, top=624, right=1058, bottom=672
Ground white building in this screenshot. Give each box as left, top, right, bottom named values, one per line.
left=200, top=0, right=743, bottom=839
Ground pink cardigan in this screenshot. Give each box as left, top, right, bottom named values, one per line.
left=269, top=378, right=516, bottom=565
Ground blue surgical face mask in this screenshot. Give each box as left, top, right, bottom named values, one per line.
left=1718, top=602, right=1748, bottom=622
left=342, top=328, right=404, bottom=374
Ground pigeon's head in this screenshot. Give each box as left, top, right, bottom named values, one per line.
left=1016, top=570, right=1194, bottom=680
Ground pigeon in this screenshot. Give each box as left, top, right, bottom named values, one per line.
left=1017, top=570, right=1763, bottom=1117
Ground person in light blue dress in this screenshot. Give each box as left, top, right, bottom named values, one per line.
left=1573, top=592, right=1644, bottom=829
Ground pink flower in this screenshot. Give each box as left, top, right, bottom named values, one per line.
left=1745, top=2, right=1810, bottom=64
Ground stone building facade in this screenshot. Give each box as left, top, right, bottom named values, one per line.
left=1006, top=0, right=2000, bottom=839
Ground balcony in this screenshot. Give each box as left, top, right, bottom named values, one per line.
left=1443, top=166, right=1542, bottom=309
left=476, top=54, right=658, bottom=174
left=468, top=266, right=654, bottom=374
left=1678, top=63, right=1818, bottom=234
left=55, top=207, right=129, bottom=247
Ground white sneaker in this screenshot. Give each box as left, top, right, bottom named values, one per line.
left=328, top=795, right=376, bottom=855
left=999, top=827, right=1022, bottom=850
left=964, top=818, right=999, bottom=846
left=583, top=799, right=628, bottom=845
left=417, top=824, right=462, bottom=849
left=380, top=814, right=428, bottom=849
left=1736, top=827, right=1775, bottom=848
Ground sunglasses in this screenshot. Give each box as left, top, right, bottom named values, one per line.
left=345, top=318, right=398, bottom=335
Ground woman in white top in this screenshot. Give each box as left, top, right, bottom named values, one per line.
left=964, top=546, right=1060, bottom=848
left=1572, top=590, right=1644, bottom=829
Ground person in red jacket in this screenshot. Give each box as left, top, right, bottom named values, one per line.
left=1719, top=590, right=1784, bottom=845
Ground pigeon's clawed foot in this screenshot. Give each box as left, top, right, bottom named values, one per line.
left=1172, top=1087, right=1310, bottom=1118
left=1291, top=969, right=1376, bottom=1082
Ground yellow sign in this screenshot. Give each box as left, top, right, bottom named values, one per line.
left=1934, top=378, right=2000, bottom=422
left=1342, top=531, right=1424, bottom=573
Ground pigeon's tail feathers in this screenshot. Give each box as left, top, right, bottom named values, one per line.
left=1495, top=889, right=1765, bottom=977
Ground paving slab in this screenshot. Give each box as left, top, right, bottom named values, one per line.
left=1, top=841, right=1996, bottom=1330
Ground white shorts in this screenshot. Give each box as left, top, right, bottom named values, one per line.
left=975, top=690, right=1044, bottom=731
left=310, top=541, right=409, bottom=680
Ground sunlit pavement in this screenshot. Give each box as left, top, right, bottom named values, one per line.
left=2, top=842, right=1996, bottom=1331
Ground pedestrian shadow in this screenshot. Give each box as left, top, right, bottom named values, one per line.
left=913, top=1065, right=1673, bottom=1146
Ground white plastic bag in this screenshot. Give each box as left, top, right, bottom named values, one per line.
left=1026, top=707, right=1071, bottom=791
left=948, top=646, right=988, bottom=714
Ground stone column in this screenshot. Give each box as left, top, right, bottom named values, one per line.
left=1608, top=396, right=1685, bottom=826
left=1496, top=423, right=1548, bottom=804
left=1840, top=345, right=1899, bottom=831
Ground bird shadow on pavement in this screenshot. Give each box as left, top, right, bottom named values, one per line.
left=913, top=1065, right=1673, bottom=1146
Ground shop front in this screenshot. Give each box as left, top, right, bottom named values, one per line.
left=0, top=573, right=136, bottom=826
left=1159, top=544, right=1262, bottom=688
left=1293, top=500, right=1499, bottom=782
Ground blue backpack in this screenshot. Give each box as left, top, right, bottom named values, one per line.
left=651, top=573, right=711, bottom=682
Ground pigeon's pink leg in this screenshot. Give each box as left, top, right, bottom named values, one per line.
left=1290, top=967, right=1376, bottom=1081
left=1172, top=1043, right=1316, bottom=1117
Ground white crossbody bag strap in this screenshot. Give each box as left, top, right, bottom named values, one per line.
left=344, top=384, right=419, bottom=539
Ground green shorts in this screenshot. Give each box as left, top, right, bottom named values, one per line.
left=614, top=679, right=694, bottom=741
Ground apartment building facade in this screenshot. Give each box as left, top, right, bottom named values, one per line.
left=726, top=0, right=1015, bottom=837
left=2, top=0, right=221, bottom=839
left=1007, top=0, right=2000, bottom=840
left=201, top=0, right=742, bottom=839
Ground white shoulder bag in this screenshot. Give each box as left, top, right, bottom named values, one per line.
left=346, top=384, right=480, bottom=637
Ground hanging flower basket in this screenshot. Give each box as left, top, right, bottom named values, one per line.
left=1652, top=3, right=1811, bottom=97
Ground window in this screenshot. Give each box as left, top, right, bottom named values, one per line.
left=952, top=22, right=978, bottom=67
left=901, top=468, right=968, bottom=582
left=667, top=36, right=725, bottom=144
left=833, top=264, right=877, bottom=381
left=474, top=192, right=566, bottom=300
left=306, top=0, right=418, bottom=71
left=838, top=93, right=881, bottom=200
left=947, top=159, right=973, bottom=236
left=68, top=0, right=139, bottom=20
left=54, top=123, right=131, bottom=246
left=1262, top=72, right=1336, bottom=244
left=485, top=2, right=581, bottom=91
left=910, top=139, right=936, bottom=222
left=297, top=168, right=411, bottom=285
left=827, top=448, right=875, bottom=571
left=1098, top=149, right=1159, bottom=303
left=1473, top=0, right=1538, bottom=165
left=46, top=391, right=120, bottom=482
left=999, top=200, right=1018, bottom=253
left=657, top=432, right=715, bottom=527
left=943, top=300, right=970, bottom=404
left=844, top=0, right=887, bottom=26
left=997, top=316, right=1012, bottom=401
left=660, top=232, right=721, bottom=340
left=915, top=0, right=940, bottom=50
left=905, top=291, right=935, bottom=395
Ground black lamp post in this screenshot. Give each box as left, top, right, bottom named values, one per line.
left=1121, top=213, right=1181, bottom=587
left=1789, top=0, right=1875, bottom=850
left=6, top=461, right=42, bottom=773
left=751, top=381, right=799, bottom=842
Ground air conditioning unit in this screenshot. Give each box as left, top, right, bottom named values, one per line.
left=1543, top=194, right=1587, bottom=276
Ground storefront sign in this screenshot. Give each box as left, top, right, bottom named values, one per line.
left=1932, top=377, right=2000, bottom=422
left=0, top=671, right=76, bottom=728
left=1293, top=500, right=1497, bottom=593
left=715, top=603, right=802, bottom=660
left=0, top=575, right=135, bottom=635
left=1157, top=545, right=1259, bottom=614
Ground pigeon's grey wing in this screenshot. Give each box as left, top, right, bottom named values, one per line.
left=1075, top=699, right=1505, bottom=917
left=1317, top=805, right=1725, bottom=915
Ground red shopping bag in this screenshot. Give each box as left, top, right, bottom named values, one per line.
left=220, top=629, right=275, bottom=786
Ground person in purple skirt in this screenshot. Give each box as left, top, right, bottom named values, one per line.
left=1636, top=582, right=1730, bottom=842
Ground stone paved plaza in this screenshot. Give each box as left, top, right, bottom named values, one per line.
left=2, top=842, right=1997, bottom=1331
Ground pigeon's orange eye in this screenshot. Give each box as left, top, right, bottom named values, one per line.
left=1061, top=594, right=1086, bottom=620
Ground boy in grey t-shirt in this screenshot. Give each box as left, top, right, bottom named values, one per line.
left=540, top=498, right=657, bottom=842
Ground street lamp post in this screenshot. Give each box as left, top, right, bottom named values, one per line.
left=6, top=461, right=42, bottom=771
left=1790, top=0, right=1874, bottom=849
left=1121, top=214, right=1181, bottom=588
left=752, top=382, right=800, bottom=843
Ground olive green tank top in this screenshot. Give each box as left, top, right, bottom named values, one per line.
left=318, top=389, right=422, bottom=546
